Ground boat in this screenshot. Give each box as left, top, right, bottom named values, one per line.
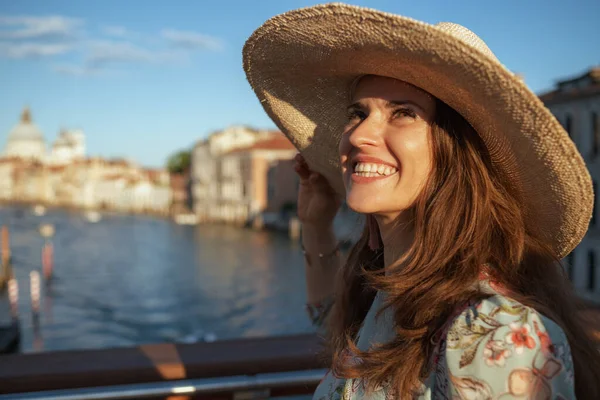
left=174, top=213, right=198, bottom=225
left=32, top=205, right=46, bottom=216
left=85, top=211, right=102, bottom=223
left=38, top=223, right=55, bottom=238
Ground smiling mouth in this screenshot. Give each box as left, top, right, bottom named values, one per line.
left=353, top=162, right=398, bottom=177
left=350, top=161, right=399, bottom=183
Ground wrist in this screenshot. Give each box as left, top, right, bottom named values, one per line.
left=301, top=240, right=340, bottom=268
left=301, top=221, right=335, bottom=234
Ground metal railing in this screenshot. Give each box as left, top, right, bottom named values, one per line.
left=1, top=307, right=598, bottom=399
left=0, top=369, right=327, bottom=400
left=0, top=333, right=327, bottom=399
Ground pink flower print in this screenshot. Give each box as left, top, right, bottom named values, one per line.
left=506, top=323, right=536, bottom=355
left=533, top=320, right=554, bottom=356
left=483, top=340, right=512, bottom=367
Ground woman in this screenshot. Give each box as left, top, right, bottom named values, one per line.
left=243, top=3, right=600, bottom=399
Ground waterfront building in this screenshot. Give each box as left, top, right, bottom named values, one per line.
left=217, top=134, right=297, bottom=223
left=48, top=129, right=86, bottom=165
left=0, top=108, right=172, bottom=216
left=539, top=66, right=600, bottom=302
left=191, top=126, right=277, bottom=222
left=191, top=126, right=297, bottom=224
left=265, top=159, right=300, bottom=215
left=4, top=108, right=46, bottom=161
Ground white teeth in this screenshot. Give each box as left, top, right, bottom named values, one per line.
left=355, top=172, right=380, bottom=177
left=353, top=162, right=398, bottom=176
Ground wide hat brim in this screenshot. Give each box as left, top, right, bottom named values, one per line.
left=242, top=2, right=593, bottom=259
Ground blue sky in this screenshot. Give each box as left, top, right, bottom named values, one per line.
left=0, top=0, right=598, bottom=168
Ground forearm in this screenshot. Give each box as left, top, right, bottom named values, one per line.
left=302, top=224, right=341, bottom=304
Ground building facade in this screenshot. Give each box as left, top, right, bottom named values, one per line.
left=191, top=126, right=297, bottom=224
left=0, top=108, right=172, bottom=216
left=539, top=67, right=600, bottom=302
left=4, top=108, right=46, bottom=161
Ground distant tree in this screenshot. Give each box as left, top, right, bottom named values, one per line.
left=167, top=150, right=191, bottom=174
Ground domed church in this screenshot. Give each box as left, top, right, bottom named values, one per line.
left=4, top=107, right=46, bottom=161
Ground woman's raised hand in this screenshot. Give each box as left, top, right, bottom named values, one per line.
left=293, top=153, right=342, bottom=228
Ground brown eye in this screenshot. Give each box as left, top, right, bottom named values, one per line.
left=393, top=107, right=416, bottom=119
left=347, top=109, right=366, bottom=122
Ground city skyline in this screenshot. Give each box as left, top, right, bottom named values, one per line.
left=1, top=0, right=599, bottom=168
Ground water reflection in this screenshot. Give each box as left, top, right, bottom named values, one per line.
left=0, top=206, right=313, bottom=353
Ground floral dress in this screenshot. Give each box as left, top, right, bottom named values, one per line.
left=312, top=280, right=576, bottom=399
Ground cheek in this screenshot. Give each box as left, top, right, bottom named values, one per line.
left=392, top=135, right=432, bottom=183
left=338, top=136, right=352, bottom=169
left=411, top=142, right=432, bottom=176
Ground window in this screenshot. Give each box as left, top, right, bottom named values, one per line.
left=593, top=112, right=599, bottom=158
left=564, top=114, right=572, bottom=137
left=593, top=180, right=597, bottom=227
left=588, top=251, right=596, bottom=291
left=566, top=252, right=575, bottom=281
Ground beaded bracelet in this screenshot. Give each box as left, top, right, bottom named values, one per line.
left=301, top=242, right=340, bottom=267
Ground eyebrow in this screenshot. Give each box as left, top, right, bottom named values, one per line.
left=347, top=100, right=426, bottom=113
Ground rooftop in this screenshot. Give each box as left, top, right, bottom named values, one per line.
left=539, top=67, right=600, bottom=105
left=225, top=133, right=295, bottom=155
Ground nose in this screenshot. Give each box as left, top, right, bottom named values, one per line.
left=347, top=114, right=384, bottom=149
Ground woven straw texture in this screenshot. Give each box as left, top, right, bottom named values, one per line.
left=242, top=2, right=593, bottom=259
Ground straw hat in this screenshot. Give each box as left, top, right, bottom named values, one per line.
left=242, top=2, right=592, bottom=258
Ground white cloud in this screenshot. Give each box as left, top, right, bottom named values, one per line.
left=85, top=40, right=185, bottom=68
left=162, top=29, right=223, bottom=51
left=0, top=15, right=223, bottom=75
left=0, top=41, right=73, bottom=58
left=101, top=26, right=130, bottom=38
left=0, top=15, right=83, bottom=40
left=86, top=40, right=154, bottom=66
left=53, top=64, right=97, bottom=76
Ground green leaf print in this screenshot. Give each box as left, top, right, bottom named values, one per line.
left=489, top=303, right=525, bottom=318
left=448, top=323, right=483, bottom=349
left=459, top=341, right=480, bottom=368
left=470, top=323, right=494, bottom=335
left=477, top=312, right=502, bottom=327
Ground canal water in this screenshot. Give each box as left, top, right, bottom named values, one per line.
left=0, top=206, right=320, bottom=353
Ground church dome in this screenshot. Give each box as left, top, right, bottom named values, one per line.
left=4, top=107, right=46, bottom=160
left=7, top=108, right=44, bottom=141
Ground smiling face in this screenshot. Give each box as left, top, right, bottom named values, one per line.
left=339, top=75, right=436, bottom=222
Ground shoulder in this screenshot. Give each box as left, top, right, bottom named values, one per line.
left=438, top=293, right=576, bottom=399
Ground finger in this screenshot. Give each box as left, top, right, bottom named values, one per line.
left=310, top=173, right=337, bottom=193
left=295, top=153, right=306, bottom=164
left=309, top=172, right=321, bottom=184
left=295, top=162, right=311, bottom=180
left=297, top=154, right=309, bottom=169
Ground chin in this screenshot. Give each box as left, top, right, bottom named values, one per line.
left=346, top=201, right=378, bottom=214
left=345, top=191, right=411, bottom=218
left=345, top=192, right=385, bottom=214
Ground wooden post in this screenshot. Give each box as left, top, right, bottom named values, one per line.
left=1, top=226, right=13, bottom=289
left=39, top=224, right=55, bottom=281
left=252, top=214, right=264, bottom=230
left=30, top=271, right=41, bottom=317
left=1, top=226, right=9, bottom=267
left=42, top=243, right=54, bottom=281
left=289, top=217, right=301, bottom=241
left=8, top=278, right=18, bottom=320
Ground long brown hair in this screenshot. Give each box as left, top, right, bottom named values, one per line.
left=326, top=99, right=600, bottom=398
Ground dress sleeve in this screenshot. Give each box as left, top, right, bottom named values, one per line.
left=437, top=296, right=576, bottom=399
